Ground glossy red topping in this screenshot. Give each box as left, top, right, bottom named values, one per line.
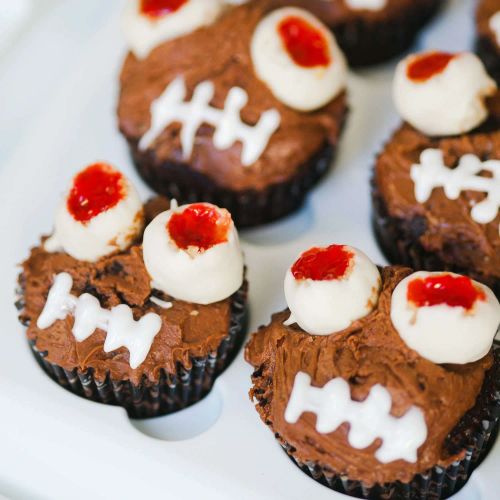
left=292, top=245, right=354, bottom=281
left=140, top=0, right=187, bottom=19
left=278, top=16, right=330, bottom=68
left=168, top=203, right=231, bottom=251
left=67, top=163, right=125, bottom=224
left=407, top=274, right=486, bottom=310
left=407, top=52, right=455, bottom=82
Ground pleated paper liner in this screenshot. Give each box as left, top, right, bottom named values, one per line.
left=331, top=0, right=443, bottom=67
left=281, top=343, right=500, bottom=499
left=129, top=139, right=335, bottom=228
left=371, top=184, right=500, bottom=298
left=28, top=283, right=248, bottom=419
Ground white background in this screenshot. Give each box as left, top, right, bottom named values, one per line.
left=0, top=0, right=498, bottom=499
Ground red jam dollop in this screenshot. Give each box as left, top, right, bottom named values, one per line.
left=140, top=0, right=187, bottom=19
left=407, top=52, right=455, bottom=82
left=168, top=203, right=231, bottom=251
left=292, top=245, right=354, bottom=281
left=67, top=163, right=125, bottom=224
left=407, top=274, right=486, bottom=310
left=278, top=16, right=330, bottom=68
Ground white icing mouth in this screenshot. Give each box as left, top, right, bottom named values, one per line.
left=37, top=273, right=162, bottom=369
left=343, top=0, right=387, bottom=10
left=139, top=76, right=280, bottom=166
left=285, top=372, right=427, bottom=464
left=411, top=149, right=500, bottom=233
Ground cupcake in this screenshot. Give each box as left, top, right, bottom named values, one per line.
left=272, top=0, right=443, bottom=66
left=372, top=50, right=500, bottom=297
left=17, top=162, right=247, bottom=418
left=476, top=0, right=500, bottom=83
left=118, top=0, right=348, bottom=227
left=245, top=244, right=500, bottom=498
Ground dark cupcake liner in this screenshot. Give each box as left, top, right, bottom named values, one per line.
left=476, top=35, right=500, bottom=84
left=371, top=185, right=500, bottom=298
left=27, top=283, right=248, bottom=419
left=280, top=343, right=500, bottom=499
left=332, top=0, right=443, bottom=67
left=128, top=139, right=335, bottom=228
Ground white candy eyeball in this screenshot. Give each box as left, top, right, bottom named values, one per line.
left=123, top=0, right=224, bottom=59
left=44, top=163, right=144, bottom=262
left=284, top=245, right=381, bottom=335
left=251, top=7, right=347, bottom=112
left=393, top=51, right=497, bottom=136
left=391, top=271, right=500, bottom=364
left=142, top=202, right=244, bottom=304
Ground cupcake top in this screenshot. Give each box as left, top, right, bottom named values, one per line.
left=118, top=0, right=348, bottom=191
left=19, top=164, right=246, bottom=384
left=375, top=51, right=500, bottom=284
left=477, top=0, right=500, bottom=53
left=245, top=245, right=499, bottom=484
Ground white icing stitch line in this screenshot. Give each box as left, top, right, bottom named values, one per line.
left=344, top=0, right=387, bottom=11
left=411, top=149, right=500, bottom=231
left=285, top=372, right=427, bottom=464
left=139, top=76, right=281, bottom=166
left=150, top=296, right=173, bottom=309
left=37, top=273, right=162, bottom=369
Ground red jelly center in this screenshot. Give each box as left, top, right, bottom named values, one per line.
left=278, top=16, right=330, bottom=68
left=140, top=0, right=187, bottom=19
left=67, top=163, right=125, bottom=224
left=407, top=274, right=486, bottom=310
left=292, top=245, right=354, bottom=281
left=168, top=203, right=231, bottom=251
left=407, top=52, right=455, bottom=82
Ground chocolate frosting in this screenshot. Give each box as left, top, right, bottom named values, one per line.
left=19, top=199, right=245, bottom=386
left=477, top=0, right=500, bottom=52
left=374, top=94, right=500, bottom=281
left=273, top=0, right=439, bottom=24
left=118, top=0, right=347, bottom=192
left=245, top=266, right=493, bottom=485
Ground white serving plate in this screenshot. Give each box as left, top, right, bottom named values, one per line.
left=0, top=0, right=498, bottom=499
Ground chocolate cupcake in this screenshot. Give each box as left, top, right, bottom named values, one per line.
left=476, top=0, right=500, bottom=83
left=273, top=0, right=443, bottom=66
left=245, top=244, right=500, bottom=498
left=17, top=162, right=247, bottom=418
left=118, top=0, right=348, bottom=227
left=372, top=50, right=500, bottom=296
